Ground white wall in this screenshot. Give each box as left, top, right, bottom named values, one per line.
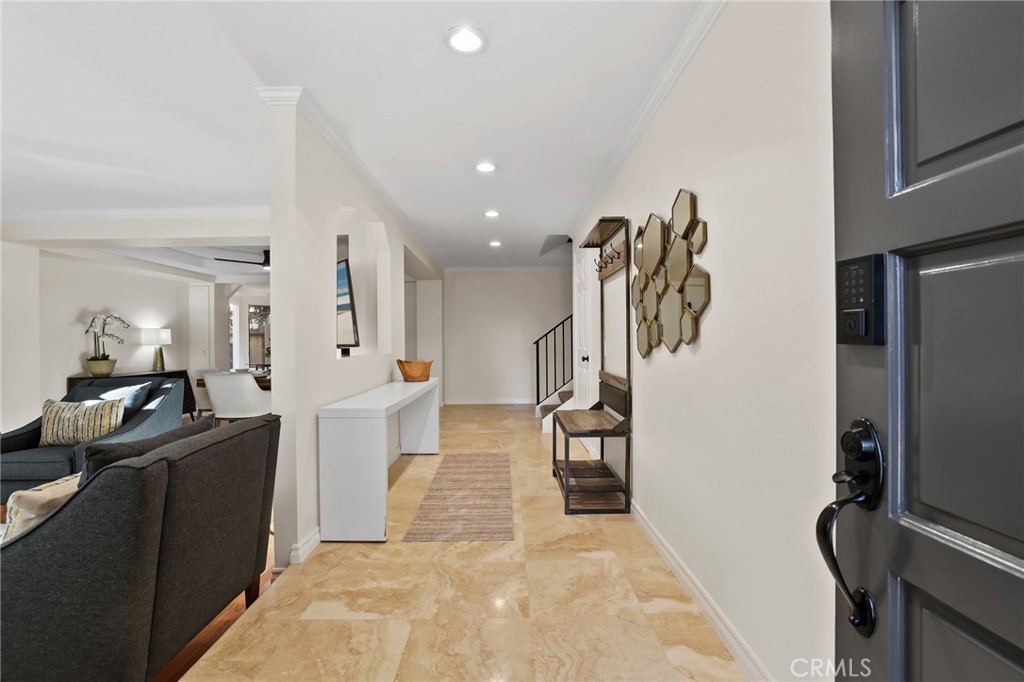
left=266, top=94, right=443, bottom=566
left=574, top=3, right=836, bottom=678
left=1, top=243, right=42, bottom=430
left=404, top=281, right=417, bottom=360
left=444, top=268, right=571, bottom=404
left=37, top=253, right=191, bottom=402
left=416, top=280, right=444, bottom=401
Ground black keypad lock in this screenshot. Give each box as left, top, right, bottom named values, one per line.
left=837, top=254, right=884, bottom=345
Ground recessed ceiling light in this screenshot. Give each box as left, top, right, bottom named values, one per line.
left=475, top=161, right=496, bottom=174
left=484, top=210, right=500, bottom=218
left=490, top=241, right=502, bottom=247
left=445, top=26, right=487, bottom=54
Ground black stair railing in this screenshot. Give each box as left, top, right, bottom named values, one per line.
left=533, top=315, right=573, bottom=405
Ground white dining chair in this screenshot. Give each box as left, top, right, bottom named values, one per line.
left=203, top=372, right=272, bottom=424
left=188, top=367, right=219, bottom=419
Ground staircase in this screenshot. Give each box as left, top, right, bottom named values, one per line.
left=533, top=315, right=573, bottom=420
left=539, top=389, right=574, bottom=419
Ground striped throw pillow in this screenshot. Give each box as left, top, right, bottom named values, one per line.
left=39, top=398, right=126, bottom=446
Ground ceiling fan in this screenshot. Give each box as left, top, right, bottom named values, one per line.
left=214, top=249, right=271, bottom=271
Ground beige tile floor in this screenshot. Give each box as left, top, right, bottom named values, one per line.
left=185, top=404, right=744, bottom=682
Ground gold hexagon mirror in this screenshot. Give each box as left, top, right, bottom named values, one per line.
left=652, top=265, right=670, bottom=295
left=633, top=226, right=645, bottom=266
left=631, top=274, right=642, bottom=309
left=683, top=265, right=710, bottom=317
left=686, top=218, right=708, bottom=254
left=672, top=189, right=697, bottom=238
left=659, top=288, right=683, bottom=352
left=637, top=319, right=652, bottom=358
left=681, top=309, right=699, bottom=345
left=642, top=280, right=659, bottom=323
left=665, top=235, right=692, bottom=291
left=649, top=317, right=661, bottom=349
left=641, top=214, right=666, bottom=275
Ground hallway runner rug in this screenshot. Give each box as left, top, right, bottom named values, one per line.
left=402, top=453, right=514, bottom=542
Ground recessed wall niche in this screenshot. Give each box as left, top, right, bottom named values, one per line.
left=632, top=189, right=711, bottom=358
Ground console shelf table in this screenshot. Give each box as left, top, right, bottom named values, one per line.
left=318, top=378, right=440, bottom=541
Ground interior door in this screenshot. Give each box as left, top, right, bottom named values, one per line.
left=574, top=245, right=592, bottom=408
left=828, top=2, right=1024, bottom=679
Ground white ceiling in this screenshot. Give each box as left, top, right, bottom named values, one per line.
left=2, top=2, right=705, bottom=267
left=108, top=245, right=271, bottom=278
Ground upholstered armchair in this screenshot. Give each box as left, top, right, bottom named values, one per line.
left=0, top=378, right=184, bottom=502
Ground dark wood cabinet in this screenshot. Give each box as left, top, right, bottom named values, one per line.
left=67, top=369, right=196, bottom=417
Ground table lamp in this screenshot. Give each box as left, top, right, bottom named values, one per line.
left=140, top=328, right=172, bottom=371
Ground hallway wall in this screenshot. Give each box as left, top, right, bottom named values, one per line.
left=444, top=268, right=571, bottom=404
left=574, top=3, right=836, bottom=678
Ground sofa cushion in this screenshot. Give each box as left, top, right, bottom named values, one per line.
left=1, top=445, right=75, bottom=482
left=72, top=382, right=151, bottom=421
left=2, top=473, right=81, bottom=543
left=79, top=415, right=216, bottom=486
left=39, top=398, right=126, bottom=446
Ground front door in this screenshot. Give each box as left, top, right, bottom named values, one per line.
left=829, top=2, right=1024, bottom=679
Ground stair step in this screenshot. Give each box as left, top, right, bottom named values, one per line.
left=558, top=390, right=574, bottom=404
left=539, top=404, right=560, bottom=418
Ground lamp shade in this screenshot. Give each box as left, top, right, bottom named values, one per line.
left=140, top=328, right=172, bottom=346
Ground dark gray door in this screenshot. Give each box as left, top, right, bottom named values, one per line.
left=829, top=1, right=1024, bottom=679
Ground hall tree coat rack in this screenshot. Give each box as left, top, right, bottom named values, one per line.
left=551, top=216, right=632, bottom=514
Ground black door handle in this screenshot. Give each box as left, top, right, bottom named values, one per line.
left=581, top=356, right=589, bottom=363
left=816, top=492, right=876, bottom=637
left=816, top=417, right=885, bottom=638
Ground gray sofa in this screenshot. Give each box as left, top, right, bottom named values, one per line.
left=0, top=414, right=281, bottom=682
left=0, top=377, right=185, bottom=501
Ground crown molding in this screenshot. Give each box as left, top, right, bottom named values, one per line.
left=571, top=0, right=725, bottom=231
left=254, top=85, right=412, bottom=231
left=255, top=86, right=305, bottom=107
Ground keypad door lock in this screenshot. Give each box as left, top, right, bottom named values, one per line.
left=837, top=254, right=885, bottom=345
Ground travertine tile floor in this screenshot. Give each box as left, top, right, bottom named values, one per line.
left=185, top=405, right=744, bottom=681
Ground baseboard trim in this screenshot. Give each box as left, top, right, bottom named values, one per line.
left=289, top=526, right=321, bottom=564
left=631, top=502, right=771, bottom=681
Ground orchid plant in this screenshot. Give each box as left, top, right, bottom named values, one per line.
left=84, top=312, right=130, bottom=361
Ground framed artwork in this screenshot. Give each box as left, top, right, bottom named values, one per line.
left=336, top=259, right=360, bottom=348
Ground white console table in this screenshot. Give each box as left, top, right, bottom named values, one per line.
left=318, top=378, right=439, bottom=541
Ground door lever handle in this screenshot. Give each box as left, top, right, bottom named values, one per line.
left=581, top=356, right=589, bottom=363
left=816, top=493, right=876, bottom=637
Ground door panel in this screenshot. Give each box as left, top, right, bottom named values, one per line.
left=831, top=1, right=1024, bottom=678
left=905, top=238, right=1024, bottom=555
left=900, top=2, right=1024, bottom=180
left=908, top=589, right=1024, bottom=682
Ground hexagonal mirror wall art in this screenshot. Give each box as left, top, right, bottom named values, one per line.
left=633, top=188, right=710, bottom=356
left=641, top=214, right=667, bottom=275
left=652, top=265, right=670, bottom=296
left=681, top=309, right=699, bottom=345
left=671, top=189, right=697, bottom=238
left=631, top=274, right=642, bottom=310
left=686, top=218, right=708, bottom=254
left=642, top=280, right=659, bottom=323
left=665, top=235, right=692, bottom=291
left=659, top=288, right=684, bottom=352
left=683, top=265, right=711, bottom=317
left=637, top=318, right=652, bottom=358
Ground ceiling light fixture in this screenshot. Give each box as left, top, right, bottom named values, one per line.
left=490, top=241, right=502, bottom=247
left=475, top=161, right=496, bottom=174
left=445, top=26, right=487, bottom=54
left=484, top=210, right=500, bottom=218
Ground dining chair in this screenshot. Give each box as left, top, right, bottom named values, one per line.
left=188, top=368, right=219, bottom=419
left=203, top=372, right=272, bottom=425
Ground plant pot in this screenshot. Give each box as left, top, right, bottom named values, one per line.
left=86, top=359, right=117, bottom=377
left=397, top=359, right=432, bottom=382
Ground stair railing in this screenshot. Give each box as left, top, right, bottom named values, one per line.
left=533, top=314, right=573, bottom=405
